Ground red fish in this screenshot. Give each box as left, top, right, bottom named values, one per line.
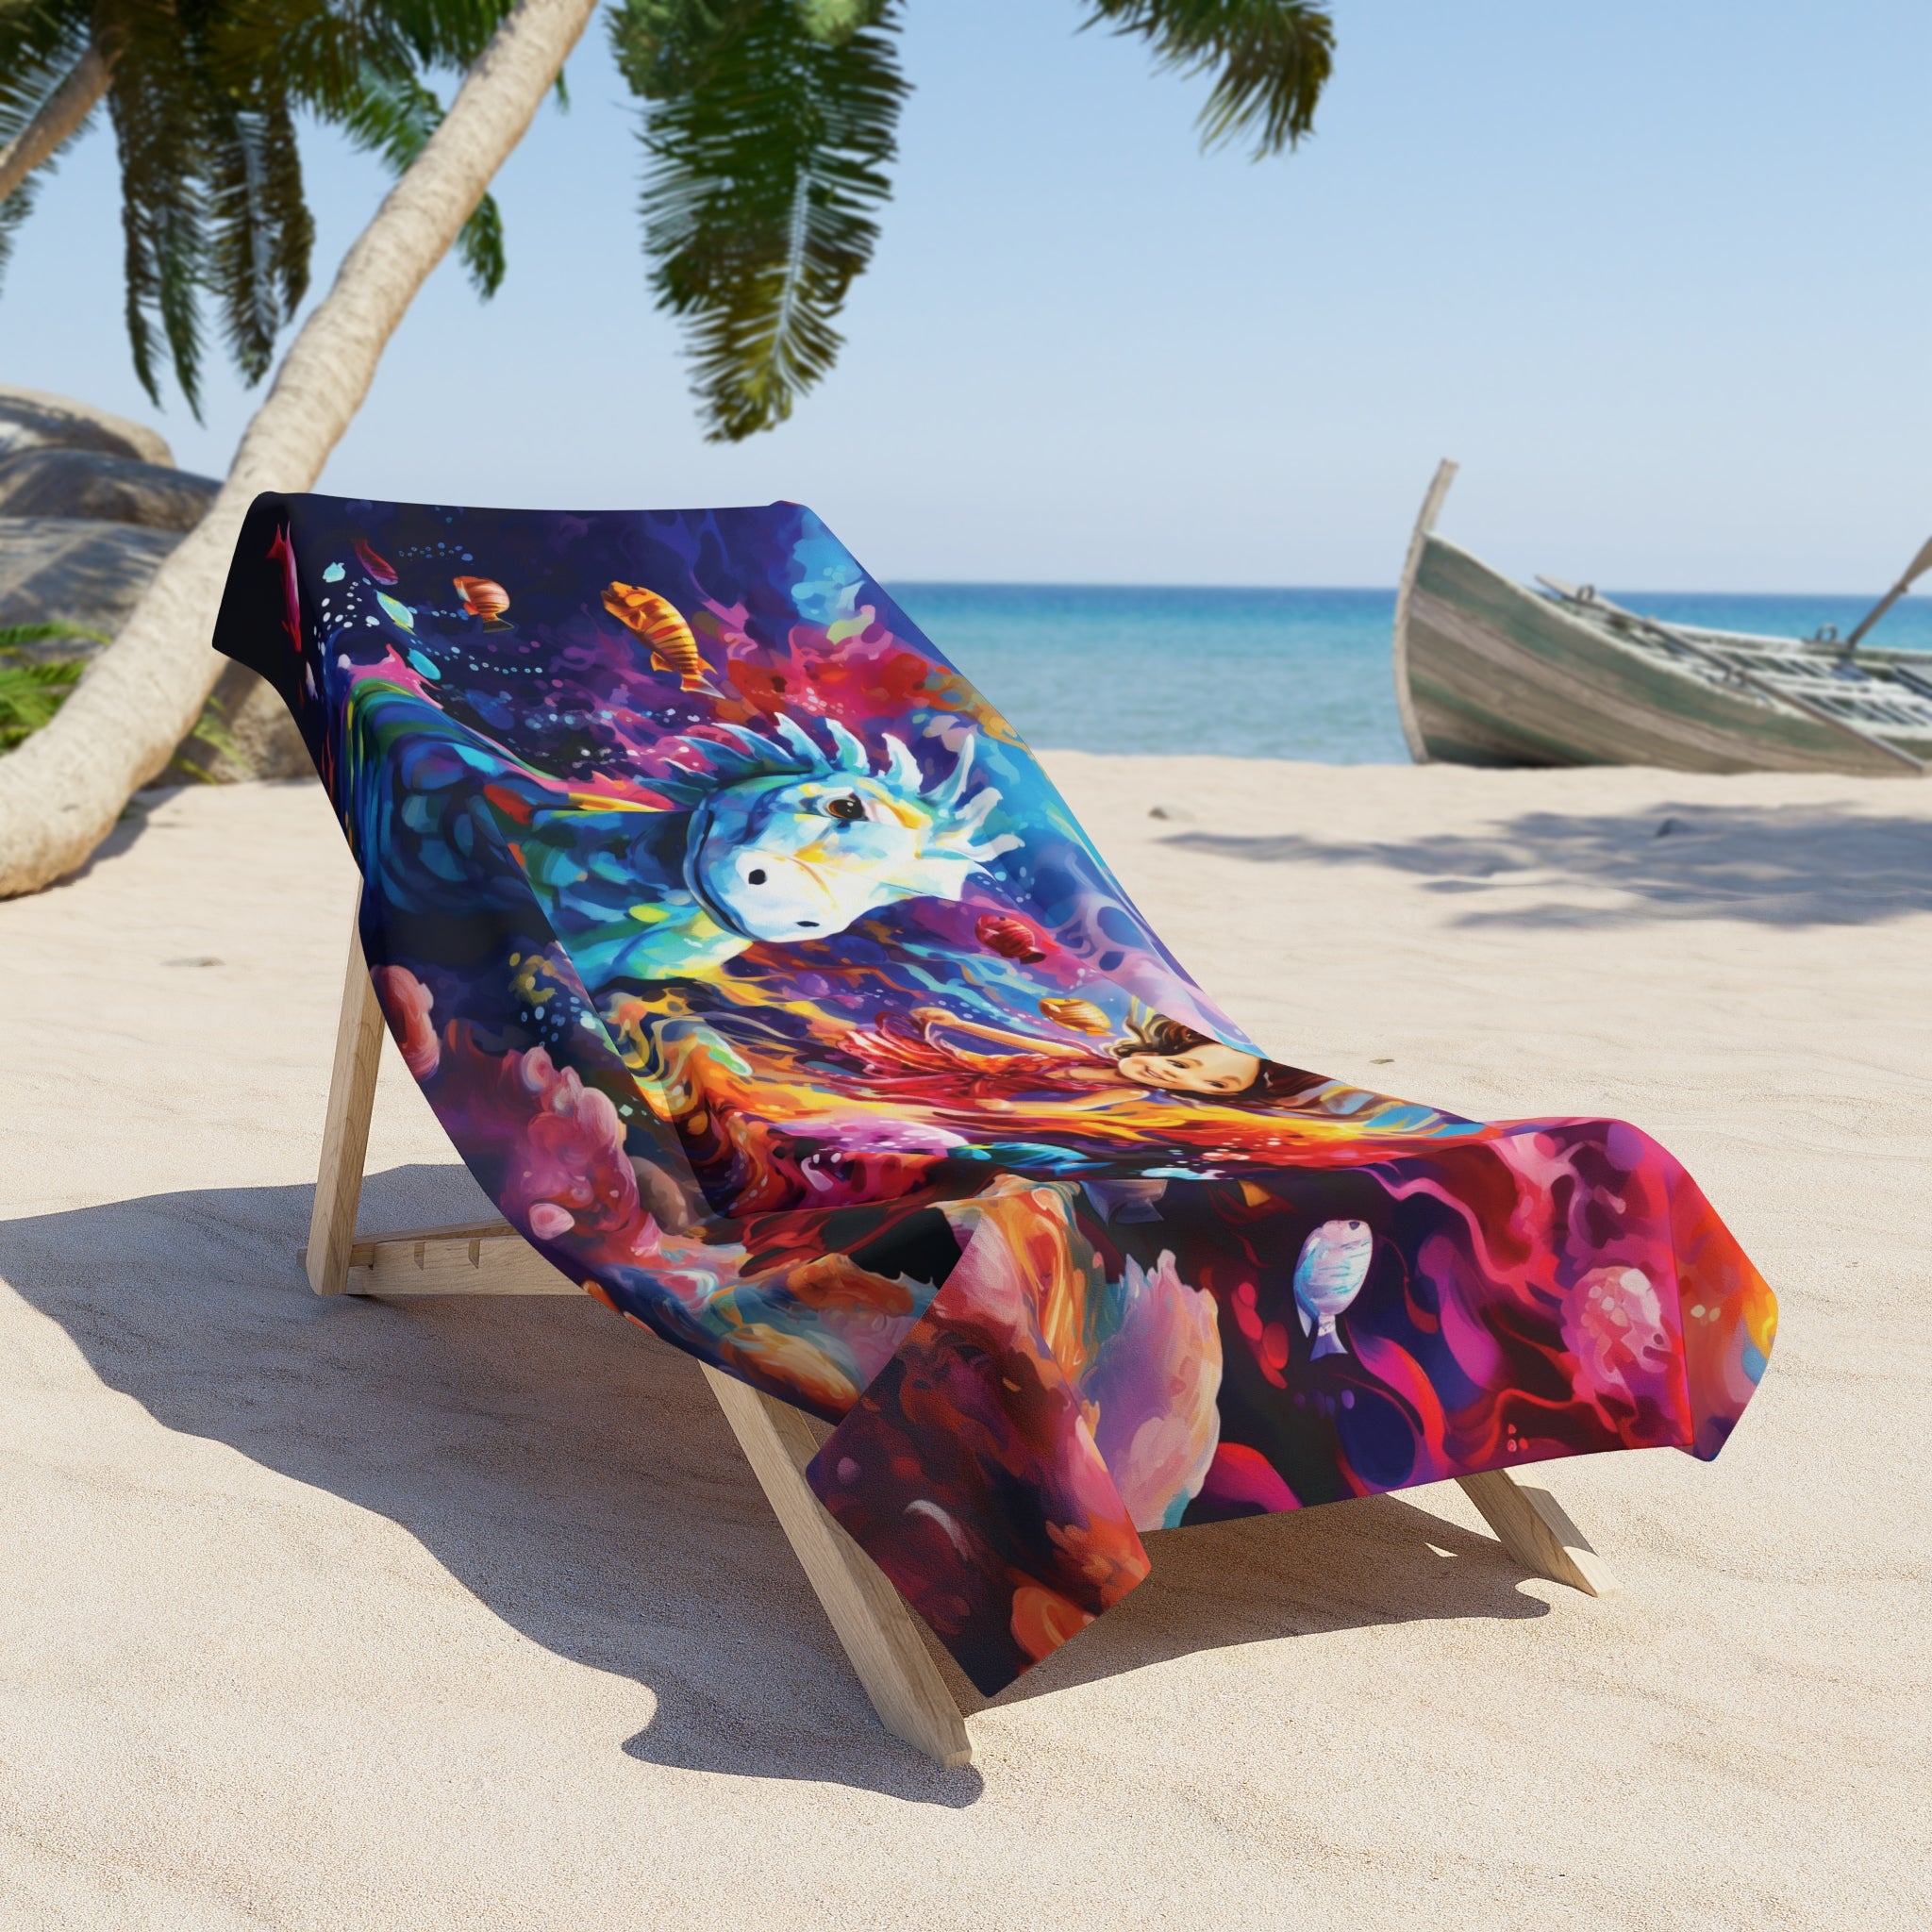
left=974, top=912, right=1048, bottom=963
left=266, top=524, right=302, bottom=652
left=453, top=575, right=511, bottom=629
left=353, top=539, right=397, bottom=585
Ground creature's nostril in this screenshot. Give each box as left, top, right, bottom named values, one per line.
left=797, top=920, right=819, bottom=928
left=746, top=868, right=766, bottom=885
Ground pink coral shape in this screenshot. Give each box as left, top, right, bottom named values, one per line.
left=1085, top=1250, right=1224, bottom=1531
left=1561, top=1264, right=1672, bottom=1402
left=372, top=964, right=439, bottom=1079
left=527, top=1201, right=575, bottom=1240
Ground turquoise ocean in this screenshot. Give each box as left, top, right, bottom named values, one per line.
left=887, top=583, right=1932, bottom=762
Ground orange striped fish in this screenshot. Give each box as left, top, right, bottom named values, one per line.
left=604, top=581, right=708, bottom=690
left=452, top=575, right=510, bottom=628
left=1039, top=997, right=1113, bottom=1036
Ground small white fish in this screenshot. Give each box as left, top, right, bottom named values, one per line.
left=1292, top=1218, right=1374, bottom=1358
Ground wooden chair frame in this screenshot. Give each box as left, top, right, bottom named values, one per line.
left=300, top=907, right=1617, bottom=1768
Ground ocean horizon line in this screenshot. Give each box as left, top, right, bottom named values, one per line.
left=888, top=577, right=1919, bottom=602
left=879, top=581, right=1932, bottom=763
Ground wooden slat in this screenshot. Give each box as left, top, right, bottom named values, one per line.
left=700, top=1363, right=973, bottom=1768
left=340, top=1218, right=514, bottom=1268
left=305, top=908, right=388, bottom=1297
left=1457, top=1469, right=1621, bottom=1597
left=295, top=1221, right=581, bottom=1297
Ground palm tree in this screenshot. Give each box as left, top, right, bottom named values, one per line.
left=0, top=0, right=1334, bottom=896
left=0, top=0, right=520, bottom=413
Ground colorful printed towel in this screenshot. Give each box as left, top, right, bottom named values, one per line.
left=213, top=496, right=1776, bottom=1695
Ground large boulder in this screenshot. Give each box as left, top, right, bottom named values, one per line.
left=0, top=447, right=219, bottom=530
left=0, top=384, right=311, bottom=784
left=0, top=384, right=175, bottom=468
left=0, top=517, right=180, bottom=644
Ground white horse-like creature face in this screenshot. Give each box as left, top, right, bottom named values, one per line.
left=683, top=719, right=1019, bottom=945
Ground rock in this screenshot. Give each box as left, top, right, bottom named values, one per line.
left=0, top=389, right=312, bottom=784
left=0, top=448, right=218, bottom=531
left=0, top=515, right=312, bottom=784
left=167, top=659, right=316, bottom=784
left=0, top=383, right=174, bottom=468
left=0, top=516, right=180, bottom=645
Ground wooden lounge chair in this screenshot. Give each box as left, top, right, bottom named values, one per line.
left=220, top=495, right=1773, bottom=1765
left=299, top=907, right=1618, bottom=1769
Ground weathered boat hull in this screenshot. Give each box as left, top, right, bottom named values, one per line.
left=1398, top=530, right=1932, bottom=777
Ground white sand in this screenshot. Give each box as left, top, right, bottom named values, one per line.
left=2, top=758, right=1927, bottom=1930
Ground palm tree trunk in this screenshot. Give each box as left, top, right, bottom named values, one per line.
left=0, top=43, right=112, bottom=206
left=0, top=0, right=599, bottom=897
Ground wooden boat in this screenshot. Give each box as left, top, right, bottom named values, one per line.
left=1392, top=461, right=1932, bottom=775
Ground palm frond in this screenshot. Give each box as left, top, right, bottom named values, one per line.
left=0, top=160, right=41, bottom=291
left=325, top=60, right=507, bottom=297
left=0, top=2, right=93, bottom=294
left=611, top=0, right=762, bottom=97
left=0, top=620, right=112, bottom=649
left=371, top=0, right=519, bottom=72
left=104, top=1, right=213, bottom=413
left=1084, top=0, right=1334, bottom=158
left=612, top=0, right=908, bottom=441
left=202, top=91, right=314, bottom=383
left=0, top=647, right=85, bottom=753
left=208, top=0, right=517, bottom=303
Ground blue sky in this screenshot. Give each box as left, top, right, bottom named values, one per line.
left=4, top=1, right=1927, bottom=589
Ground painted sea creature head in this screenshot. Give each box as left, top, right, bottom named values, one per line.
left=1292, top=1218, right=1374, bottom=1357
left=680, top=713, right=1020, bottom=944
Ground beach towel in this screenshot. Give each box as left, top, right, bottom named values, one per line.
left=212, top=496, right=1776, bottom=1695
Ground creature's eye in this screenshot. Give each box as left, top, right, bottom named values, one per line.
left=824, top=793, right=867, bottom=822
left=746, top=869, right=767, bottom=885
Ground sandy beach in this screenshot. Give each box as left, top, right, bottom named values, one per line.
left=2, top=754, right=1926, bottom=1931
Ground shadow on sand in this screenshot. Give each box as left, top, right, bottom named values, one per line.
left=1, top=1163, right=1557, bottom=1801
left=1166, top=801, right=1932, bottom=927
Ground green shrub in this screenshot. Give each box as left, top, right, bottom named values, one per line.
left=0, top=622, right=107, bottom=751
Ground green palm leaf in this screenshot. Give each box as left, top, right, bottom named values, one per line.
left=0, top=631, right=95, bottom=753
left=613, top=0, right=908, bottom=441
left=324, top=60, right=508, bottom=297
left=1, top=0, right=524, bottom=409
left=213, top=0, right=514, bottom=298
left=104, top=0, right=216, bottom=414
left=0, top=2, right=93, bottom=293
left=1085, top=0, right=1335, bottom=158
left=202, top=90, right=315, bottom=385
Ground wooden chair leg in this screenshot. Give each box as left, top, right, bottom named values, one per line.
left=305, top=905, right=385, bottom=1297
left=303, top=908, right=1610, bottom=1757
left=1457, top=1469, right=1621, bottom=1596
left=294, top=905, right=971, bottom=1761
left=291, top=909, right=972, bottom=1761
left=701, top=1364, right=973, bottom=1768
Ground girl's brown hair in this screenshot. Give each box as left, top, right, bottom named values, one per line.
left=1111, top=1013, right=1325, bottom=1104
